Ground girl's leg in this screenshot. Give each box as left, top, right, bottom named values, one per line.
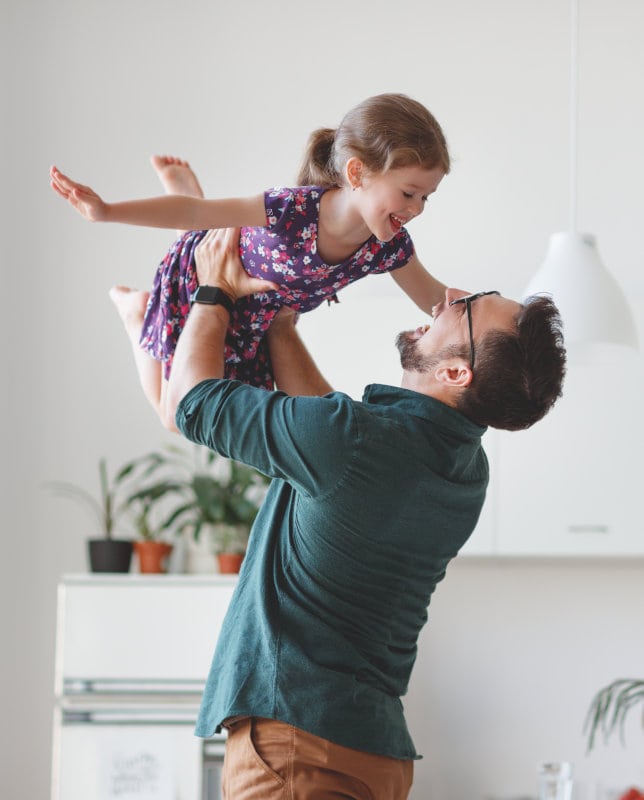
left=110, top=157, right=206, bottom=430
left=150, top=155, right=204, bottom=236
left=109, top=286, right=177, bottom=432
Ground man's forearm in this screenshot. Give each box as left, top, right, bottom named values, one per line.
left=268, top=320, right=332, bottom=396
left=166, top=304, right=229, bottom=420
left=167, top=226, right=281, bottom=421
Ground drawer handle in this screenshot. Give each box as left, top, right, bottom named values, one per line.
left=568, top=524, right=609, bottom=534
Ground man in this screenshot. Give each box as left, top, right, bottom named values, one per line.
left=167, top=228, right=566, bottom=799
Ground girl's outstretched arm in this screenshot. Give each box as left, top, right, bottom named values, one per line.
left=49, top=166, right=266, bottom=230
left=390, top=253, right=446, bottom=316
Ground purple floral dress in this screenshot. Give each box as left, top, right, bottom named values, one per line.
left=139, top=186, right=415, bottom=390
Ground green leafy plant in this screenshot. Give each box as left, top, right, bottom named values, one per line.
left=124, top=481, right=182, bottom=542
left=124, top=445, right=270, bottom=552
left=47, top=445, right=269, bottom=551
left=585, top=678, right=644, bottom=751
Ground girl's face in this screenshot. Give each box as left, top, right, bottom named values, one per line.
left=355, top=164, right=445, bottom=242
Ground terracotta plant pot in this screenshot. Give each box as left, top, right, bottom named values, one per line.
left=134, top=541, right=173, bottom=574
left=216, top=552, right=245, bottom=574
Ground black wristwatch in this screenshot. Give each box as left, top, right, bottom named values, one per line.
left=189, top=286, right=235, bottom=314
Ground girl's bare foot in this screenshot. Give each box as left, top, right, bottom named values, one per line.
left=150, top=155, right=204, bottom=199
left=151, top=155, right=204, bottom=236
left=109, top=285, right=150, bottom=340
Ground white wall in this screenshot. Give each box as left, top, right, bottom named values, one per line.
left=3, top=1, right=643, bottom=798
left=406, top=559, right=644, bottom=798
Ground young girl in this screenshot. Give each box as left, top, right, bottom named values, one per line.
left=50, top=93, right=450, bottom=428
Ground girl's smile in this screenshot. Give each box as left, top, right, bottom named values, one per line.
left=357, top=164, right=445, bottom=242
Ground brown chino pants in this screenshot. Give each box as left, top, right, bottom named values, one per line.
left=222, top=717, right=413, bottom=799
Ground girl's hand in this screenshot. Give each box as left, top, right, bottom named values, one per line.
left=49, top=166, right=109, bottom=222
left=194, top=227, right=279, bottom=301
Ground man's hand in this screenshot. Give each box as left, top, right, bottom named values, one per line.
left=193, top=227, right=279, bottom=302
left=50, top=166, right=109, bottom=222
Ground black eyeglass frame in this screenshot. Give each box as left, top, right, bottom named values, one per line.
left=448, top=290, right=501, bottom=370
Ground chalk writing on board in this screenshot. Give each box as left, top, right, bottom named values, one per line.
left=100, top=734, right=174, bottom=800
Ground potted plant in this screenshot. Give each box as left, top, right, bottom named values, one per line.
left=130, top=445, right=270, bottom=574
left=585, top=678, right=644, bottom=750
left=47, top=457, right=141, bottom=572
left=124, top=484, right=178, bottom=574
left=206, top=521, right=249, bottom=575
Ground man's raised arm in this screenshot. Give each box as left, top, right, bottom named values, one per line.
left=166, top=227, right=278, bottom=420
left=267, top=309, right=333, bottom=397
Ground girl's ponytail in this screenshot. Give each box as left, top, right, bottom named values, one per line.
left=298, top=94, right=450, bottom=190
left=296, top=127, right=340, bottom=187
left=296, top=95, right=450, bottom=189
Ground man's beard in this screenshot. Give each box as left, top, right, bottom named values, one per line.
left=395, top=331, right=439, bottom=373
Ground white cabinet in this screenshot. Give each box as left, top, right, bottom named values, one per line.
left=459, top=429, right=499, bottom=555
left=55, top=574, right=235, bottom=684
left=461, top=349, right=644, bottom=557
left=52, top=574, right=235, bottom=800
left=494, top=353, right=644, bottom=556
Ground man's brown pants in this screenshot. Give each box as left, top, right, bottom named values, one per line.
left=222, top=717, right=414, bottom=799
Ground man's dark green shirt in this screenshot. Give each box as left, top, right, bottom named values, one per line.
left=176, top=379, right=488, bottom=759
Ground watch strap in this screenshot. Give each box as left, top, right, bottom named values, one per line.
left=190, top=286, right=235, bottom=314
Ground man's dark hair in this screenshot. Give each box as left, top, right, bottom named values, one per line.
left=456, top=295, right=566, bottom=431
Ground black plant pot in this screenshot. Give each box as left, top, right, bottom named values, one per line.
left=88, top=539, right=133, bottom=573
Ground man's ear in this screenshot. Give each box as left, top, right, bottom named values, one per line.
left=435, top=359, right=473, bottom=389
left=345, top=157, right=364, bottom=189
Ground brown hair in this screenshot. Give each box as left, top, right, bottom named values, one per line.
left=456, top=295, right=566, bottom=431
left=296, top=93, right=451, bottom=187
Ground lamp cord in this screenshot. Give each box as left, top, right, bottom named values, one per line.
left=569, top=0, right=579, bottom=233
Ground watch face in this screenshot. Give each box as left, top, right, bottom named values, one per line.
left=192, top=286, right=219, bottom=304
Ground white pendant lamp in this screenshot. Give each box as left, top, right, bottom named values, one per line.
left=523, top=0, right=638, bottom=352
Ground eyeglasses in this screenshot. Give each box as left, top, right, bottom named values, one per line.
left=448, top=290, right=500, bottom=370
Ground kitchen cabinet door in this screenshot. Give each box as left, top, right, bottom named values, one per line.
left=459, top=429, right=499, bottom=555
left=494, top=350, right=644, bottom=556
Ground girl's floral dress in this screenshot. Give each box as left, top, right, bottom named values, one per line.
left=139, top=186, right=415, bottom=389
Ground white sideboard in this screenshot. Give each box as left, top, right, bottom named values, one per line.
left=51, top=574, right=236, bottom=800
